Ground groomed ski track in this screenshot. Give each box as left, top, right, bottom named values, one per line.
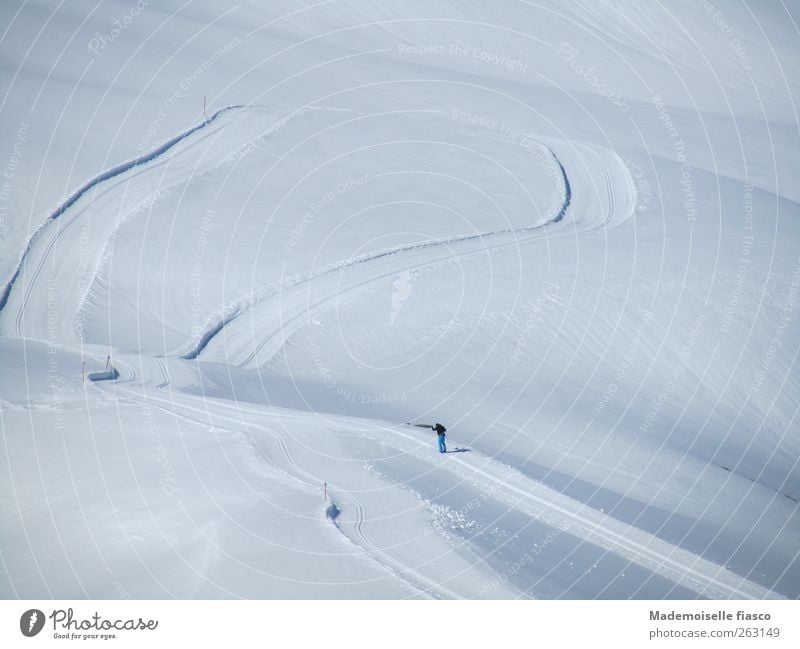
left=107, top=353, right=780, bottom=600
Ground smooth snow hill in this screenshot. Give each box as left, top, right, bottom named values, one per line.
left=1, top=0, right=798, bottom=599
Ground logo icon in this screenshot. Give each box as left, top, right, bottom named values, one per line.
left=390, top=270, right=413, bottom=325
left=20, top=609, right=45, bottom=637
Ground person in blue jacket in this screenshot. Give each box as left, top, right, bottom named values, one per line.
left=411, top=422, right=448, bottom=453
left=433, top=423, right=447, bottom=453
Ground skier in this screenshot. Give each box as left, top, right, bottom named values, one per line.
left=434, top=423, right=447, bottom=453
left=409, top=422, right=448, bottom=453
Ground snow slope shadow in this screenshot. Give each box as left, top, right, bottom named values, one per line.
left=187, top=139, right=633, bottom=368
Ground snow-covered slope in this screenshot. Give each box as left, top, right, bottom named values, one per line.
left=1, top=1, right=798, bottom=599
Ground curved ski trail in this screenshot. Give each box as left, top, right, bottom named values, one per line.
left=0, top=105, right=298, bottom=343
left=0, top=105, right=242, bottom=315
left=189, top=140, right=635, bottom=368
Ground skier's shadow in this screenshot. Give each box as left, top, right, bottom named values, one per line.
left=447, top=448, right=472, bottom=453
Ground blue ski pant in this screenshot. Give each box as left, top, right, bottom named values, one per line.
left=438, top=434, right=447, bottom=453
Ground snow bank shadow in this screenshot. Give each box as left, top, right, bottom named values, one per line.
left=87, top=368, right=119, bottom=382
left=325, top=502, right=342, bottom=524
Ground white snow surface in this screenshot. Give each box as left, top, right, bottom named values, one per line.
left=1, top=0, right=798, bottom=599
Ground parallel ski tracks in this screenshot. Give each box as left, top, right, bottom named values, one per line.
left=106, top=358, right=776, bottom=600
